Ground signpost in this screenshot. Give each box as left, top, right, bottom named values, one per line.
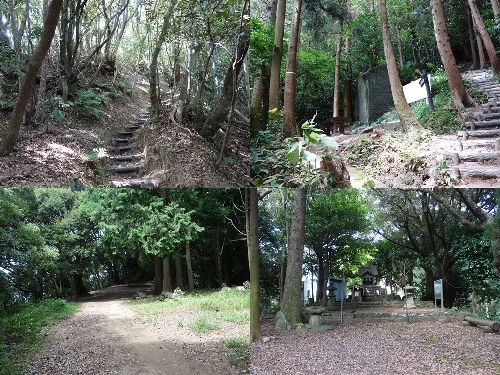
left=434, top=279, right=443, bottom=311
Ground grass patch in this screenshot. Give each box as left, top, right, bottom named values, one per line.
left=189, top=311, right=220, bottom=333
left=222, top=336, right=250, bottom=366
left=0, top=299, right=79, bottom=375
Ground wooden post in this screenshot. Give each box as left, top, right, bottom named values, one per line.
left=463, top=131, right=469, bottom=141
left=495, top=138, right=500, bottom=151
left=452, top=152, right=460, bottom=166
left=457, top=141, right=463, bottom=152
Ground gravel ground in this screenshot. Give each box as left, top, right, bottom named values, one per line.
left=25, top=284, right=248, bottom=375
left=251, top=318, right=500, bottom=375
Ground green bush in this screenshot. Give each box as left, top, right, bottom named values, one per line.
left=72, top=90, right=106, bottom=118
left=0, top=299, right=79, bottom=375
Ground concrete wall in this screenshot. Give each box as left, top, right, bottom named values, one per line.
left=355, top=65, right=394, bottom=124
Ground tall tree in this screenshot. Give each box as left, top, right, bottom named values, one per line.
left=431, top=0, right=474, bottom=110
left=281, top=188, right=306, bottom=325
left=282, top=0, right=302, bottom=138
left=247, top=188, right=261, bottom=341
left=0, top=0, right=64, bottom=156
left=378, top=0, right=422, bottom=132
left=468, top=0, right=500, bottom=75
left=268, top=0, right=287, bottom=111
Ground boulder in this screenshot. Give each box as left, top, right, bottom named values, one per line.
left=235, top=286, right=245, bottom=291
left=275, top=311, right=291, bottom=331
left=309, top=315, right=324, bottom=328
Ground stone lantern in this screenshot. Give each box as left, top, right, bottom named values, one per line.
left=404, top=285, right=416, bottom=309
left=327, top=284, right=337, bottom=309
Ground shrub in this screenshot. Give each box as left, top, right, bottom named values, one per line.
left=71, top=90, right=106, bottom=118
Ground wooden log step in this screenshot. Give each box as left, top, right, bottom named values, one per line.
left=108, top=146, right=134, bottom=154
left=472, top=113, right=500, bottom=121
left=459, top=129, right=500, bottom=138
left=464, top=315, right=500, bottom=330
left=444, top=151, right=500, bottom=162
left=125, top=125, right=140, bottom=130
left=108, top=154, right=143, bottom=162
left=107, top=166, right=142, bottom=174
left=462, top=139, right=497, bottom=147
left=480, top=105, right=500, bottom=112
left=452, top=167, right=500, bottom=178
left=464, top=119, right=500, bottom=128
left=112, top=138, right=131, bottom=145
left=117, top=132, right=134, bottom=137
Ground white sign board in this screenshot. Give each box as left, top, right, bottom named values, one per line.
left=403, top=75, right=431, bottom=104
left=434, top=279, right=442, bottom=299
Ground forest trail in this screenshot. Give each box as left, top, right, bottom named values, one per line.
left=25, top=284, right=242, bottom=375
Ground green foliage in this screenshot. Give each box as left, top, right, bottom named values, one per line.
left=222, top=336, right=250, bottom=366
left=412, top=70, right=465, bottom=134
left=71, top=90, right=106, bottom=118
left=189, top=311, right=220, bottom=333
left=430, top=158, right=458, bottom=187
left=0, top=299, right=79, bottom=375
left=249, top=18, right=275, bottom=77
left=251, top=112, right=340, bottom=187
left=344, top=12, right=384, bottom=77
left=296, top=50, right=336, bottom=120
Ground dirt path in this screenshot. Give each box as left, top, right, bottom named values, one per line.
left=25, top=284, right=245, bottom=375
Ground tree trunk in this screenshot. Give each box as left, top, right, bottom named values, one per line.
left=490, top=192, right=500, bottom=276
left=477, top=31, right=486, bottom=69
left=200, top=0, right=249, bottom=138
left=154, top=255, right=162, bottom=294
left=247, top=188, right=262, bottom=341
left=73, top=272, right=88, bottom=297
left=396, top=27, right=404, bottom=67
left=282, top=0, right=302, bottom=138
left=491, top=0, right=500, bottom=21
left=184, top=242, right=194, bottom=292
left=469, top=0, right=500, bottom=74
left=343, top=80, right=353, bottom=120
left=333, top=21, right=343, bottom=117
left=0, top=0, right=63, bottom=156
left=162, top=255, right=173, bottom=292
left=149, top=0, right=177, bottom=112
left=175, top=255, right=183, bottom=290
left=315, top=251, right=325, bottom=303
left=411, top=32, right=422, bottom=70
left=281, top=188, right=306, bottom=325
left=378, top=0, right=423, bottom=132
left=464, top=315, right=500, bottom=330
left=466, top=7, right=479, bottom=70
left=431, top=0, right=474, bottom=110
left=269, top=0, right=287, bottom=111
left=422, top=265, right=435, bottom=300
left=250, top=74, right=264, bottom=131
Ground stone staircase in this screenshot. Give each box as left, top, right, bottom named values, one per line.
left=104, top=110, right=156, bottom=187
left=443, top=70, right=500, bottom=181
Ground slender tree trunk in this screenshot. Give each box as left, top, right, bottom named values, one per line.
left=477, top=31, right=486, bottom=69
left=469, top=0, right=500, bottom=74
left=200, top=0, right=249, bottom=138
left=343, top=80, right=352, bottom=119
left=154, top=255, right=162, bottom=294
left=185, top=242, right=194, bottom=292
left=379, top=0, right=423, bottom=132
left=149, top=0, right=177, bottom=112
left=269, top=0, right=287, bottom=111
left=491, top=0, right=500, bottom=21
left=247, top=188, right=262, bottom=341
left=162, top=256, right=173, bottom=292
left=175, top=255, right=183, bottom=290
left=411, top=32, right=422, bottom=70
left=250, top=74, right=263, bottom=131
left=431, top=0, right=474, bottom=110
left=281, top=188, right=306, bottom=325
left=282, top=0, right=302, bottom=138
left=466, top=6, right=479, bottom=70
left=333, top=21, right=343, bottom=117
left=0, top=0, right=63, bottom=156
left=396, top=27, right=404, bottom=67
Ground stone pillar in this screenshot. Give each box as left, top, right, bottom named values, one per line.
left=404, top=286, right=416, bottom=309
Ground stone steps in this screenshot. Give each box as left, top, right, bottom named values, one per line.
left=440, top=70, right=500, bottom=183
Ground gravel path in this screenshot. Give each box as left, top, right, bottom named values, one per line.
left=251, top=319, right=500, bottom=375
left=25, top=284, right=247, bottom=375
